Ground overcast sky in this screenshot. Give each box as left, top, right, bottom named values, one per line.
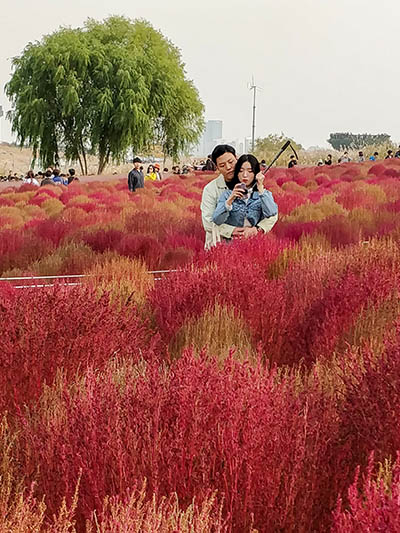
left=1, top=0, right=399, bottom=148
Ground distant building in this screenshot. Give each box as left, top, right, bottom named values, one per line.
left=193, top=120, right=223, bottom=157
left=245, top=137, right=253, bottom=153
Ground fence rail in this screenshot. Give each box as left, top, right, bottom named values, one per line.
left=0, top=270, right=178, bottom=289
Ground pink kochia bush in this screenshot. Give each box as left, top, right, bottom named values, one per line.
left=16, top=352, right=339, bottom=532
left=3, top=162, right=400, bottom=531
left=1, top=159, right=400, bottom=276
left=333, top=453, right=400, bottom=532
left=0, top=285, right=157, bottom=413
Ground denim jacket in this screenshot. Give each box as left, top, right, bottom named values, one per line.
left=212, top=189, right=278, bottom=227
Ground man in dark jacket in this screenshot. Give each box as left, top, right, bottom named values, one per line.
left=128, top=157, right=144, bottom=192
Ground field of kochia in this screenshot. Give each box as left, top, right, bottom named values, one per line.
left=1, top=160, right=400, bottom=531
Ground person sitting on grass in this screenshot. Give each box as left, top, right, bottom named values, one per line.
left=212, top=154, right=278, bottom=240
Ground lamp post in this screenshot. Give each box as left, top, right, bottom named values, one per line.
left=249, top=77, right=262, bottom=152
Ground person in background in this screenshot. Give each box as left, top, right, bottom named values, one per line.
left=338, top=151, right=351, bottom=163
left=203, top=155, right=216, bottom=171
left=68, top=168, right=79, bottom=184
left=145, top=164, right=157, bottom=181
left=324, top=154, right=332, bottom=165
left=395, top=146, right=400, bottom=158
left=154, top=163, right=162, bottom=180
left=385, top=150, right=394, bottom=159
left=358, top=151, right=365, bottom=162
left=288, top=155, right=297, bottom=168
left=52, top=168, right=68, bottom=185
left=260, top=159, right=267, bottom=171
left=317, top=159, right=324, bottom=166
left=369, top=152, right=379, bottom=161
left=200, top=144, right=278, bottom=249
left=128, top=157, right=144, bottom=192
left=212, top=154, right=278, bottom=234
left=24, top=170, right=40, bottom=186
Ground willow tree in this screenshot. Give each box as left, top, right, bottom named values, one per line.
left=6, top=16, right=204, bottom=174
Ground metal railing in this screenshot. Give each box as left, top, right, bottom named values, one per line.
left=0, top=270, right=178, bottom=289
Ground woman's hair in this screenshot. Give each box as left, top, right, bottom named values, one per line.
left=147, top=165, right=154, bottom=174
left=227, top=154, right=260, bottom=191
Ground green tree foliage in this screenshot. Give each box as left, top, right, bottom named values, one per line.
left=6, top=16, right=204, bottom=174
left=254, top=134, right=302, bottom=165
left=327, top=132, right=391, bottom=151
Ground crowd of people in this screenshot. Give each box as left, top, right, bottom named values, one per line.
left=302, top=147, right=400, bottom=168
left=0, top=167, right=79, bottom=185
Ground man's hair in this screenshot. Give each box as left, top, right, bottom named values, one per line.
left=53, top=168, right=60, bottom=176
left=68, top=168, right=75, bottom=176
left=374, top=152, right=379, bottom=156
left=211, top=144, right=236, bottom=165
left=133, top=157, right=142, bottom=164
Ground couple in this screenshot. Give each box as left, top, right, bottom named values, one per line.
left=200, top=145, right=278, bottom=249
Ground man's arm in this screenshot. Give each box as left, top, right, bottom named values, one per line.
left=201, top=185, right=235, bottom=240
left=129, top=171, right=138, bottom=192
left=257, top=213, right=278, bottom=233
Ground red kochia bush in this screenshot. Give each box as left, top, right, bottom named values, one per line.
left=17, top=352, right=339, bottom=532
left=117, top=234, right=165, bottom=269
left=0, top=285, right=155, bottom=414
left=332, top=453, right=400, bottom=532
left=335, top=335, right=400, bottom=477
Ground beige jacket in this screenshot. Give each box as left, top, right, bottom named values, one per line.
left=200, top=174, right=278, bottom=249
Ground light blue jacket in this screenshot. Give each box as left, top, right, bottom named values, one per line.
left=212, top=189, right=278, bottom=227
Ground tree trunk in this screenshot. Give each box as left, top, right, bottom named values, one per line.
left=98, top=148, right=110, bottom=174
left=77, top=154, right=84, bottom=175
left=79, top=138, right=88, bottom=175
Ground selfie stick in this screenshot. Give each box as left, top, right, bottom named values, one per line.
left=263, top=140, right=298, bottom=174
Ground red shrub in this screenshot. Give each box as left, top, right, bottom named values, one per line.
left=333, top=453, right=400, bottom=533
left=16, top=353, right=339, bottom=532
left=117, top=234, right=165, bottom=269
left=0, top=286, right=156, bottom=413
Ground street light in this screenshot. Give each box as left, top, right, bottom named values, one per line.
left=248, top=77, right=262, bottom=152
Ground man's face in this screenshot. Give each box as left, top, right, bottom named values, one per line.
left=216, top=152, right=237, bottom=181
left=134, top=162, right=141, bottom=170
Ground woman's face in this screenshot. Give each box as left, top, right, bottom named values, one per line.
left=238, top=161, right=255, bottom=186
left=148, top=166, right=154, bottom=172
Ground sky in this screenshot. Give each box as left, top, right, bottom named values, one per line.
left=1, top=0, right=400, bottom=149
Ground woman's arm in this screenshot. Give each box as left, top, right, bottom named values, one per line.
left=259, top=190, right=278, bottom=217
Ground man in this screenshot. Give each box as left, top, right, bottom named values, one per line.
left=128, top=157, right=144, bottom=192
left=52, top=168, right=68, bottom=185
left=288, top=155, right=297, bottom=168
left=369, top=152, right=379, bottom=161
left=324, top=154, right=332, bottom=166
left=395, top=146, right=400, bottom=159
left=68, top=168, right=79, bottom=184
left=358, top=151, right=365, bottom=162
left=385, top=150, right=394, bottom=159
left=200, top=144, right=278, bottom=249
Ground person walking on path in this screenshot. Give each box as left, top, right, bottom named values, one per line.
left=128, top=157, right=144, bottom=192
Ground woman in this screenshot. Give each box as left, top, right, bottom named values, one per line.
left=212, top=154, right=278, bottom=231
left=145, top=165, right=157, bottom=181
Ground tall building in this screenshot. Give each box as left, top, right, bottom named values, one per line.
left=193, top=120, right=223, bottom=157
